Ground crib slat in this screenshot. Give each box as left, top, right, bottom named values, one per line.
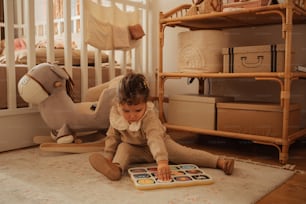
left=143, top=6, right=149, bottom=75
left=94, top=49, right=102, bottom=85
left=46, top=0, right=55, bottom=62
left=80, top=0, right=89, bottom=101
left=25, top=0, right=36, bottom=69
left=91, top=0, right=102, bottom=85
left=4, top=0, right=17, bottom=109
left=16, top=0, right=23, bottom=38
left=64, top=0, right=73, bottom=76
left=109, top=50, right=116, bottom=80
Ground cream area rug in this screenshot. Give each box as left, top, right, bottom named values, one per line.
left=0, top=147, right=295, bottom=204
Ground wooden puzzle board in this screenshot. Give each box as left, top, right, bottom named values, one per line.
left=128, top=164, right=214, bottom=190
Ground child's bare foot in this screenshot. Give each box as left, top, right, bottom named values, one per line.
left=223, top=158, right=235, bottom=175
left=217, top=157, right=235, bottom=175
left=89, top=153, right=122, bottom=181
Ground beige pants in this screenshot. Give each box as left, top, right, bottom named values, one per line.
left=111, top=137, right=219, bottom=172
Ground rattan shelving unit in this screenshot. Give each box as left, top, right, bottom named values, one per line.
left=158, top=1, right=306, bottom=164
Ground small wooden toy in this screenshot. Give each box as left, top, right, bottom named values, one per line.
left=128, top=164, right=213, bottom=190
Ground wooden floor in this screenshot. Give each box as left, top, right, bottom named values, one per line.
left=172, top=132, right=306, bottom=204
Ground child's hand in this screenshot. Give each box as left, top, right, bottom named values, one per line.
left=157, top=160, right=171, bottom=181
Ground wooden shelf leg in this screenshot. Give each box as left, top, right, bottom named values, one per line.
left=279, top=144, right=289, bottom=164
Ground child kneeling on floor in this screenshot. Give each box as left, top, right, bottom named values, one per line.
left=89, top=72, right=234, bottom=181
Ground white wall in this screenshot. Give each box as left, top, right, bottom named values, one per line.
left=153, top=0, right=199, bottom=98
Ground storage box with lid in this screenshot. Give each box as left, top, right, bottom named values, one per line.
left=216, top=102, right=300, bottom=137
left=222, top=44, right=286, bottom=73
left=167, top=94, right=234, bottom=129
left=223, top=0, right=270, bottom=10
left=178, top=30, right=229, bottom=73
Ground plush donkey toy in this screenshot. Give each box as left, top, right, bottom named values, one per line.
left=18, top=62, right=122, bottom=144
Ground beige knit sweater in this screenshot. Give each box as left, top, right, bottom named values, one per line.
left=104, top=102, right=169, bottom=162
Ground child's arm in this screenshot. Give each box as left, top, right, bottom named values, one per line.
left=104, top=127, right=121, bottom=160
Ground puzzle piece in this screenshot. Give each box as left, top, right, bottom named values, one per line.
left=128, top=164, right=213, bottom=190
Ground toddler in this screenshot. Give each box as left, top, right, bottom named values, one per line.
left=89, top=72, right=234, bottom=181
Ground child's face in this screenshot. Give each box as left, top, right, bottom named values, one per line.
left=120, top=102, right=146, bottom=123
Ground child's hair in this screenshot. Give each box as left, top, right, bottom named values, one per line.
left=118, top=72, right=150, bottom=105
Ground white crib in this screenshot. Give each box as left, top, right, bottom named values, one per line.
left=0, top=0, right=150, bottom=152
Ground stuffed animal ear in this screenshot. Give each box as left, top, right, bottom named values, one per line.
left=50, top=64, right=69, bottom=80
